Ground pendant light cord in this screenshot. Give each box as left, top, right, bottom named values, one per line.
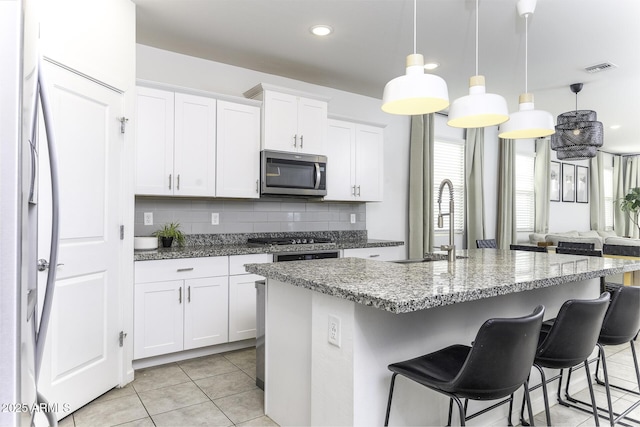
left=475, top=0, right=479, bottom=75
left=413, top=0, right=417, bottom=54
left=525, top=14, right=528, bottom=93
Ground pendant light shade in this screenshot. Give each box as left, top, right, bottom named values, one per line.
left=498, top=0, right=554, bottom=139
left=447, top=75, right=509, bottom=128
left=382, top=54, right=449, bottom=115
left=551, top=83, right=603, bottom=160
left=447, top=0, right=508, bottom=128
left=381, top=0, right=449, bottom=115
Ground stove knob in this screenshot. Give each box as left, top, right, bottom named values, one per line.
left=309, top=238, right=314, bottom=244
left=302, top=238, right=307, bottom=244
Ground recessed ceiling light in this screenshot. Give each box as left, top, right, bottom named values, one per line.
left=610, top=124, right=621, bottom=130
left=310, top=25, right=333, bottom=36
left=424, top=62, right=440, bottom=71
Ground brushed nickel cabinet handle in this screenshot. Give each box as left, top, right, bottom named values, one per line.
left=179, top=287, right=182, bottom=304
left=177, top=174, right=180, bottom=190
left=177, top=267, right=194, bottom=272
left=300, top=135, right=304, bottom=148
left=169, top=174, right=172, bottom=190
left=188, top=286, right=191, bottom=303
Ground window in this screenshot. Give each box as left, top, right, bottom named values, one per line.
left=604, top=166, right=614, bottom=231
left=433, top=139, right=465, bottom=233
left=515, top=154, right=535, bottom=232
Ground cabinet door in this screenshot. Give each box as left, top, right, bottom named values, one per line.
left=174, top=93, right=217, bottom=196
left=355, top=124, right=384, bottom=202
left=297, top=97, right=327, bottom=155
left=135, top=87, right=174, bottom=195
left=263, top=91, right=298, bottom=151
left=325, top=119, right=356, bottom=201
left=216, top=101, right=260, bottom=198
left=183, top=276, right=229, bottom=350
left=134, top=280, right=184, bottom=359
left=229, top=273, right=263, bottom=342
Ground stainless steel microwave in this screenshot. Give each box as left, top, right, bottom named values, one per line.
left=260, top=150, right=327, bottom=197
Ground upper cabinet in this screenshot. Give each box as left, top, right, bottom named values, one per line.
left=244, top=84, right=329, bottom=155
left=326, top=119, right=384, bottom=202
left=135, top=86, right=216, bottom=197
left=216, top=101, right=261, bottom=198
left=135, top=85, right=261, bottom=198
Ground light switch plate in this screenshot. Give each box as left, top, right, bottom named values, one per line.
left=328, top=315, right=341, bottom=348
left=143, top=212, right=153, bottom=226
left=211, top=212, right=219, bottom=225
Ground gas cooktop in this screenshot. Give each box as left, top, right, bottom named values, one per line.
left=247, top=237, right=333, bottom=246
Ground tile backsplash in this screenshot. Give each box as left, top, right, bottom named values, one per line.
left=134, top=197, right=366, bottom=237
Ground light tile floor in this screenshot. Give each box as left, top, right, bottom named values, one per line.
left=58, top=343, right=639, bottom=426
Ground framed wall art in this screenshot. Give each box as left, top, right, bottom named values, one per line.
left=562, top=163, right=575, bottom=202
left=550, top=161, right=561, bottom=202
left=576, top=165, right=589, bottom=203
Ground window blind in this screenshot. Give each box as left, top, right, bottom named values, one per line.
left=603, top=166, right=614, bottom=231
left=433, top=140, right=465, bottom=233
left=515, top=154, right=535, bottom=231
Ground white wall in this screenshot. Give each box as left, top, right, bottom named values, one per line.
left=549, top=151, right=590, bottom=232
left=136, top=44, right=410, bottom=243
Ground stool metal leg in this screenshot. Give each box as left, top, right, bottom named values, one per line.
left=583, top=359, right=601, bottom=427
left=384, top=373, right=397, bottom=426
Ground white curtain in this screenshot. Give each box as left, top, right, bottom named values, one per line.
left=408, top=114, right=435, bottom=258
left=614, top=155, right=640, bottom=237
left=534, top=139, right=550, bottom=233
left=465, top=128, right=485, bottom=249
left=497, top=138, right=517, bottom=249
left=589, top=151, right=605, bottom=231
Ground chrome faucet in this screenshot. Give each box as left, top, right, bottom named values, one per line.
left=437, top=179, right=455, bottom=262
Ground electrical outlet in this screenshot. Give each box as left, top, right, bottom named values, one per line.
left=350, top=213, right=356, bottom=224
left=143, top=212, right=153, bottom=226
left=211, top=212, right=219, bottom=225
left=328, top=315, right=341, bottom=348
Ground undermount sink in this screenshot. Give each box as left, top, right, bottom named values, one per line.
left=392, top=253, right=469, bottom=263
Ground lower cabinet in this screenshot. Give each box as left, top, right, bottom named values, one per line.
left=134, top=257, right=229, bottom=359
left=228, top=254, right=271, bottom=343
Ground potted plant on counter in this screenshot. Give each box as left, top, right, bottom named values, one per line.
left=619, top=187, right=640, bottom=237
left=153, top=222, right=185, bottom=248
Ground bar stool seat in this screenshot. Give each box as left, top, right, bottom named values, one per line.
left=384, top=306, right=545, bottom=426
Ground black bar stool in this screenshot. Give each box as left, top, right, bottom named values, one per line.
left=476, top=239, right=497, bottom=248
left=520, top=293, right=611, bottom=427
left=563, top=285, right=640, bottom=425
left=384, top=306, right=545, bottom=426
left=510, top=244, right=548, bottom=253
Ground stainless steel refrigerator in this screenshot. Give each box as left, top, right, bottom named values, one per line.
left=1, top=1, right=59, bottom=425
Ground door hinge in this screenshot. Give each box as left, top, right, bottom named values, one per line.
left=119, top=331, right=127, bottom=347
left=120, top=225, right=124, bottom=240
left=119, top=117, right=129, bottom=134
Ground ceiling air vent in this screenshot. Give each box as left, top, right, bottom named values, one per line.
left=584, top=62, right=617, bottom=73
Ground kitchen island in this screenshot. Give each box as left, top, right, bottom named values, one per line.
left=245, top=250, right=640, bottom=426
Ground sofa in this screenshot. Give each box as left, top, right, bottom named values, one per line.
left=529, top=230, right=640, bottom=250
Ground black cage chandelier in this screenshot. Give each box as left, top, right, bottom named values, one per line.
left=550, top=83, right=603, bottom=160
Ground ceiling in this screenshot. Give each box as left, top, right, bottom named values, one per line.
left=133, top=0, right=640, bottom=154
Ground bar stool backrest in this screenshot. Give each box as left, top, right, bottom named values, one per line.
left=558, top=241, right=595, bottom=250
left=555, top=247, right=602, bottom=257
left=535, top=293, right=610, bottom=369
left=476, top=239, right=497, bottom=248
left=510, top=244, right=548, bottom=253
left=599, top=286, right=640, bottom=346
left=450, top=305, right=545, bottom=400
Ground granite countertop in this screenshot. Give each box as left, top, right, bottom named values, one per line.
left=134, top=238, right=404, bottom=261
left=244, top=249, right=640, bottom=314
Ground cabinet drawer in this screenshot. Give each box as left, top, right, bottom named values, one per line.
left=229, top=253, right=272, bottom=275
left=135, top=256, right=229, bottom=283
left=342, top=246, right=405, bottom=262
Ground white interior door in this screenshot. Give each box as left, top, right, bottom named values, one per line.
left=37, top=61, right=123, bottom=419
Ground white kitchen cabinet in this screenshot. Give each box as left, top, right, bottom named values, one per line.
left=342, top=246, right=405, bottom=261
left=326, top=119, right=384, bottom=202
left=228, top=254, right=271, bottom=342
left=244, top=84, right=329, bottom=154
left=134, top=257, right=229, bottom=359
left=216, top=100, right=261, bottom=198
left=135, top=86, right=216, bottom=196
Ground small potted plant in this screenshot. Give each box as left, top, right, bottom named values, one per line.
left=619, top=187, right=640, bottom=237
left=153, top=222, right=185, bottom=248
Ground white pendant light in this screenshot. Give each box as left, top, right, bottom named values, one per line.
left=381, top=0, right=449, bottom=115
left=447, top=0, right=508, bottom=128
left=498, top=0, right=554, bottom=139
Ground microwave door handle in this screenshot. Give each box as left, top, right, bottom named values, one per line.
left=314, top=163, right=321, bottom=190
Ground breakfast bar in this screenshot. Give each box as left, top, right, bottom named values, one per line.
left=245, top=250, right=640, bottom=426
